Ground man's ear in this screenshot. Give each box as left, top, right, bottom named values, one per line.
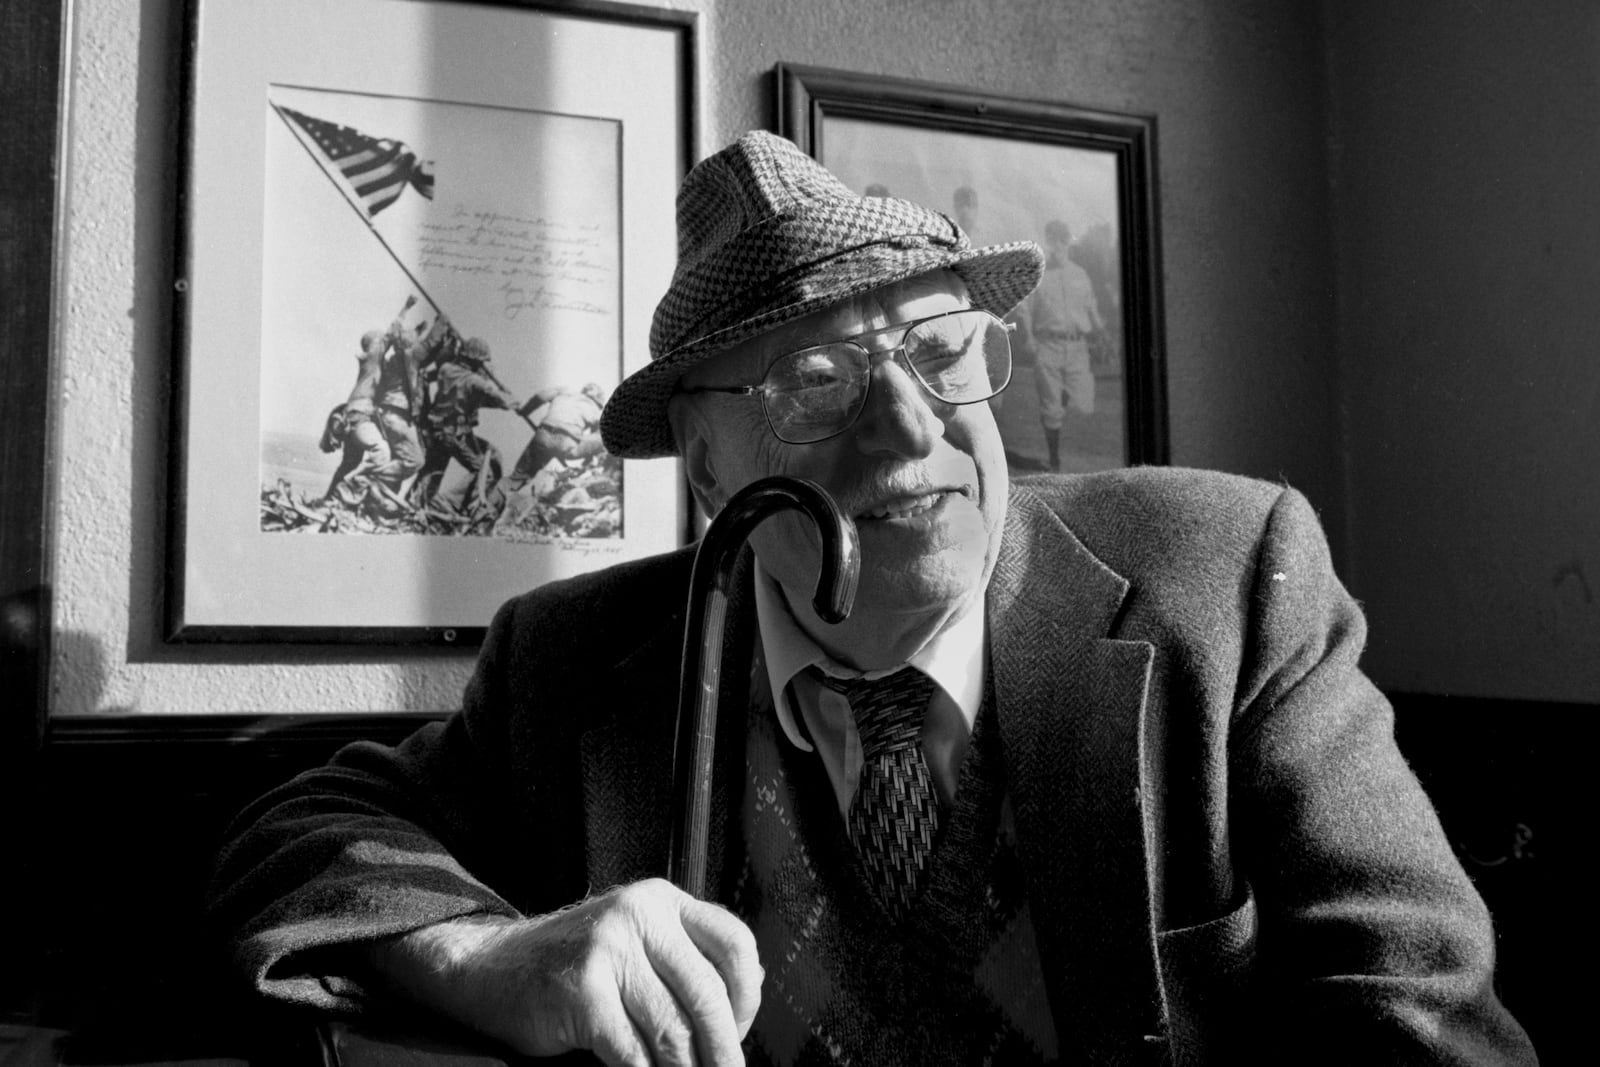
left=667, top=393, right=725, bottom=516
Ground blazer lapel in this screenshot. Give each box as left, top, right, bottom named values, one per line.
left=990, top=486, right=1165, bottom=1062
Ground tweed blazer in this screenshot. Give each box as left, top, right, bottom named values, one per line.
left=209, top=467, right=1537, bottom=1065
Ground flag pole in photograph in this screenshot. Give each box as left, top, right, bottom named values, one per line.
left=269, top=101, right=442, bottom=314
left=269, top=100, right=543, bottom=431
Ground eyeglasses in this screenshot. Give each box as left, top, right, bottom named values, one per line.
left=678, top=308, right=1014, bottom=444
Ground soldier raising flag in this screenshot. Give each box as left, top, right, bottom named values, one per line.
left=258, top=96, right=622, bottom=540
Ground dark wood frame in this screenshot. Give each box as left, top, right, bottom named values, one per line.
left=1, top=0, right=62, bottom=774
left=166, top=0, right=699, bottom=646
left=776, top=63, right=1169, bottom=467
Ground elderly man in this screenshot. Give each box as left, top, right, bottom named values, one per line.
left=210, top=133, right=1535, bottom=1065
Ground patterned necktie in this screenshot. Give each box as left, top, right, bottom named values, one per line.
left=816, top=667, right=940, bottom=920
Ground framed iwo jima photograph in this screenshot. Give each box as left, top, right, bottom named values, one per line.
left=777, top=63, right=1167, bottom=477
left=168, top=0, right=695, bottom=642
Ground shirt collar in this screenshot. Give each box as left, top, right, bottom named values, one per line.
left=753, top=560, right=986, bottom=751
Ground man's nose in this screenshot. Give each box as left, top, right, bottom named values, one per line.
left=851, top=352, right=943, bottom=457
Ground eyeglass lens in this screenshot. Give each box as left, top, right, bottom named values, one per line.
left=761, top=310, right=1011, bottom=443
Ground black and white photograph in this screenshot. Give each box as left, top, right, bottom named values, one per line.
left=257, top=90, right=624, bottom=543
left=8, top=0, right=1581, bottom=1062
left=166, top=0, right=690, bottom=639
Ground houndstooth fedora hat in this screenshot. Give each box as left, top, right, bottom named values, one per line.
left=599, top=130, right=1044, bottom=458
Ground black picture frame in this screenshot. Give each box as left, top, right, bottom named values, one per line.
left=1, top=0, right=63, bottom=773
left=776, top=63, right=1168, bottom=471
left=166, top=0, right=698, bottom=645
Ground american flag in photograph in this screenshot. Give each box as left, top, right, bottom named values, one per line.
left=276, top=105, right=435, bottom=216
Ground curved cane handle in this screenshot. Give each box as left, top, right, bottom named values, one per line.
left=667, top=476, right=860, bottom=896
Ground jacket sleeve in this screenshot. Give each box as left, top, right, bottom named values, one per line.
left=205, top=596, right=563, bottom=1013
left=1229, top=486, right=1537, bottom=1064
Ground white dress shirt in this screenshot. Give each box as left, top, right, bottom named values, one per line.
left=752, top=562, right=987, bottom=818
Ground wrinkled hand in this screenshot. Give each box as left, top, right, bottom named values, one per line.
left=424, top=879, right=762, bottom=1066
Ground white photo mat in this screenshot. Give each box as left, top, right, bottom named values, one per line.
left=173, top=0, right=691, bottom=639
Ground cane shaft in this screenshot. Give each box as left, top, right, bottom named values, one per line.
left=668, top=477, right=859, bottom=896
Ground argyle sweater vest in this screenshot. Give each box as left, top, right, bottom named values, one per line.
left=734, top=683, right=1060, bottom=1066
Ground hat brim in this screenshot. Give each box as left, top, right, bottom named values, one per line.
left=600, top=239, right=1044, bottom=459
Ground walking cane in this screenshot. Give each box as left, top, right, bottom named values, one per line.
left=667, top=476, right=860, bottom=897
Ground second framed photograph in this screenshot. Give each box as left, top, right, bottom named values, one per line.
left=777, top=63, right=1166, bottom=475
left=169, top=0, right=696, bottom=643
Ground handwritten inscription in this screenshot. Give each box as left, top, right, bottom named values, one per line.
left=418, top=206, right=613, bottom=320
left=520, top=535, right=626, bottom=555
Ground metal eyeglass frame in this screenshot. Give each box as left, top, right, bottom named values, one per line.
left=677, top=308, right=1016, bottom=444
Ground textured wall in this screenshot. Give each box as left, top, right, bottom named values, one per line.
left=52, top=0, right=1341, bottom=714
left=1325, top=1, right=1600, bottom=701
